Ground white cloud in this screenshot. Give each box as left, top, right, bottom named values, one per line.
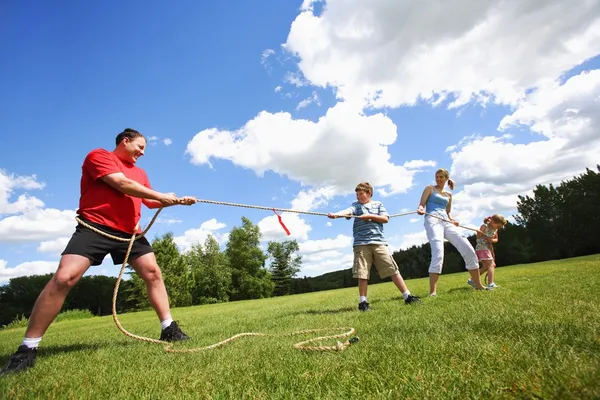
left=299, top=252, right=354, bottom=277
left=37, top=236, right=70, bottom=255
left=291, top=186, right=337, bottom=212
left=446, top=70, right=600, bottom=226
left=163, top=138, right=173, bottom=146
left=186, top=101, right=435, bottom=200
left=283, top=0, right=600, bottom=109
left=261, top=48, right=275, bottom=67
left=257, top=213, right=312, bottom=241
left=173, top=218, right=228, bottom=252
left=275, top=86, right=282, bottom=93
left=409, top=218, right=418, bottom=223
left=0, top=169, right=46, bottom=215
left=298, top=233, right=352, bottom=254
left=0, top=259, right=57, bottom=284
left=326, top=221, right=332, bottom=227
left=0, top=208, right=77, bottom=242
left=156, top=217, right=182, bottom=225
left=397, top=230, right=428, bottom=251
left=296, top=91, right=320, bottom=110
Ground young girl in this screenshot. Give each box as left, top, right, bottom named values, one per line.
left=468, top=214, right=508, bottom=289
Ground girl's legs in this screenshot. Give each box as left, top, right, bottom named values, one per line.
left=444, top=225, right=486, bottom=289
left=486, top=260, right=496, bottom=286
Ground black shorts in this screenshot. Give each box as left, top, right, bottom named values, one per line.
left=61, top=218, right=154, bottom=266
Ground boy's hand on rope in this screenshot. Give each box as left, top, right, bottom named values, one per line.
left=327, top=213, right=352, bottom=220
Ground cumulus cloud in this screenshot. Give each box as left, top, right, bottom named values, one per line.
left=257, top=213, right=312, bottom=241
left=173, top=218, right=229, bottom=252
left=0, top=208, right=77, bottom=242
left=0, top=169, right=46, bottom=215
left=447, top=70, right=600, bottom=225
left=163, top=138, right=173, bottom=146
left=283, top=0, right=600, bottom=109
left=186, top=101, right=436, bottom=201
left=0, top=259, right=58, bottom=284
left=37, top=236, right=71, bottom=255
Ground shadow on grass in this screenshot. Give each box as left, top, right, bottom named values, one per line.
left=0, top=341, right=134, bottom=363
left=295, top=306, right=357, bottom=315
left=446, top=287, right=473, bottom=294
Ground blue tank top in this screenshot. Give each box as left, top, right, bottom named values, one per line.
left=425, top=189, right=449, bottom=213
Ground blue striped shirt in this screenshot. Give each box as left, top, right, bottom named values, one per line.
left=338, top=201, right=389, bottom=246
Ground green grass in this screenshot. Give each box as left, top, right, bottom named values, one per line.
left=1, top=255, right=599, bottom=399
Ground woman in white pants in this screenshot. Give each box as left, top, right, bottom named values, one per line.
left=417, top=168, right=487, bottom=296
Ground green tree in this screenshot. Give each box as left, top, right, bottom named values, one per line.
left=267, top=240, right=302, bottom=296
left=152, top=232, right=192, bottom=307
left=225, top=217, right=274, bottom=300
left=187, top=235, right=232, bottom=305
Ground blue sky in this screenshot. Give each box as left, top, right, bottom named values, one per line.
left=1, top=0, right=599, bottom=283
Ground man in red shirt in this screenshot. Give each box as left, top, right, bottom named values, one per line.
left=1, top=128, right=196, bottom=376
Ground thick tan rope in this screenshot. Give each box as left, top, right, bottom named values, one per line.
left=422, top=212, right=480, bottom=232
left=191, top=197, right=417, bottom=219
left=75, top=206, right=358, bottom=353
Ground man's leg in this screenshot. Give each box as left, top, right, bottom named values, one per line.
left=26, top=255, right=92, bottom=338
left=128, top=253, right=189, bottom=341
left=128, top=252, right=171, bottom=321
left=0, top=254, right=91, bottom=377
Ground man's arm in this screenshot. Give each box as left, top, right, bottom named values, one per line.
left=143, top=197, right=197, bottom=209
left=100, top=173, right=177, bottom=205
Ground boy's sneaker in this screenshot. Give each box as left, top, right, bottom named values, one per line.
left=467, top=279, right=475, bottom=288
left=404, top=294, right=421, bottom=305
left=159, top=321, right=190, bottom=342
left=358, top=301, right=370, bottom=312
left=0, top=345, right=37, bottom=377
left=487, top=282, right=499, bottom=289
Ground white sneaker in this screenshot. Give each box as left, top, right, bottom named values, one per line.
left=487, top=283, right=499, bottom=289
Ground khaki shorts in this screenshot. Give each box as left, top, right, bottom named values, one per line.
left=352, top=244, right=399, bottom=280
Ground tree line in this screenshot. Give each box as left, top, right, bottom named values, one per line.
left=1, top=166, right=599, bottom=327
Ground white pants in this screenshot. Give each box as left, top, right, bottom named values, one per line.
left=424, top=212, right=479, bottom=274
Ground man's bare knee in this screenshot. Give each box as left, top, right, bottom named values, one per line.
left=51, top=255, right=90, bottom=291
left=52, top=270, right=80, bottom=291
left=140, top=266, right=163, bottom=284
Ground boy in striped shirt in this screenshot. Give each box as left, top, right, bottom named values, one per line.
left=328, top=182, right=420, bottom=311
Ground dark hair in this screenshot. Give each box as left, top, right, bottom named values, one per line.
left=115, top=128, right=144, bottom=146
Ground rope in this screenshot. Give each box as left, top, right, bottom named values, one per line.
left=421, top=212, right=480, bottom=232
left=190, top=197, right=417, bottom=219
left=75, top=206, right=358, bottom=353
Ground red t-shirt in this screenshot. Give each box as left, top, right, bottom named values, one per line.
left=77, top=148, right=151, bottom=234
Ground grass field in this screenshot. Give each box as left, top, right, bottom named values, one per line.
left=1, top=255, right=599, bottom=399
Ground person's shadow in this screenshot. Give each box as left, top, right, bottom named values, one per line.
left=0, top=341, right=132, bottom=363
left=446, top=287, right=471, bottom=294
